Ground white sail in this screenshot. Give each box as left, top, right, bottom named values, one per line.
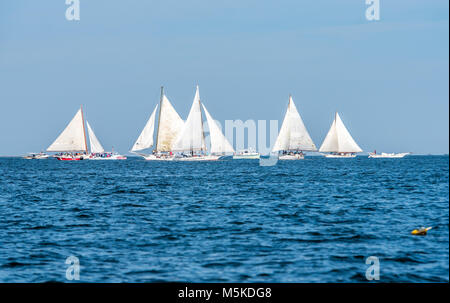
left=172, top=86, right=206, bottom=152
left=272, top=96, right=317, bottom=152
left=156, top=95, right=185, bottom=152
left=86, top=121, right=105, bottom=154
left=131, top=104, right=158, bottom=152
left=47, top=108, right=87, bottom=152
left=202, top=103, right=234, bottom=154
left=319, top=112, right=362, bottom=153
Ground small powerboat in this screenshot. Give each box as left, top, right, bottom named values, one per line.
left=23, top=152, right=50, bottom=159
left=369, top=151, right=410, bottom=158
left=233, top=149, right=260, bottom=159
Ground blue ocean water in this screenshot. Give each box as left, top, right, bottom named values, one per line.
left=0, top=156, right=448, bottom=282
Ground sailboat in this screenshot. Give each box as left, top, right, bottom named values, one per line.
left=202, top=102, right=235, bottom=157
left=172, top=85, right=233, bottom=161
left=131, top=87, right=184, bottom=160
left=47, top=106, right=125, bottom=161
left=319, top=112, right=362, bottom=158
left=86, top=121, right=126, bottom=160
left=272, top=95, right=317, bottom=160
left=47, top=106, right=89, bottom=160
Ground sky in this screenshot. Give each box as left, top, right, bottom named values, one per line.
left=0, top=0, right=448, bottom=155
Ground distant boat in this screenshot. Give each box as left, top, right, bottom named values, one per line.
left=86, top=121, right=126, bottom=160
left=172, top=85, right=234, bottom=161
left=47, top=106, right=125, bottom=160
left=368, top=151, right=410, bottom=158
left=233, top=148, right=260, bottom=159
left=47, top=106, right=89, bottom=160
left=272, top=95, right=317, bottom=160
left=23, top=152, right=49, bottom=159
left=131, top=87, right=184, bottom=161
left=202, top=102, right=235, bottom=157
left=319, top=112, right=362, bottom=158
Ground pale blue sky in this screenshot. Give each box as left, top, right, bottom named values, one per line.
left=0, top=0, right=448, bottom=155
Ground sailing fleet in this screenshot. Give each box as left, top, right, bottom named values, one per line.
left=27, top=85, right=408, bottom=161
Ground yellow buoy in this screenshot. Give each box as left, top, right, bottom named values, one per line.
left=411, top=227, right=432, bottom=235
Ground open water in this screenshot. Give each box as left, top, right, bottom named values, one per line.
left=0, top=156, right=448, bottom=282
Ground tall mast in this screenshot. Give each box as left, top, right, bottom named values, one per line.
left=80, top=105, right=88, bottom=153
left=198, top=85, right=206, bottom=153
left=286, top=94, right=291, bottom=152
left=334, top=112, right=338, bottom=153
left=154, top=86, right=164, bottom=152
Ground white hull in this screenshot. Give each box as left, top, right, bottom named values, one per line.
left=89, top=154, right=127, bottom=160
left=175, top=155, right=221, bottom=161
left=23, top=154, right=49, bottom=159
left=143, top=154, right=176, bottom=161
left=278, top=154, right=304, bottom=160
left=233, top=153, right=260, bottom=159
left=323, top=153, right=356, bottom=158
left=369, top=152, right=409, bottom=158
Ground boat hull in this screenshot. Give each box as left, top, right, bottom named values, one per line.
left=23, top=156, right=49, bottom=159
left=323, top=153, right=356, bottom=158
left=233, top=154, right=260, bottom=159
left=23, top=153, right=50, bottom=159
left=369, top=153, right=409, bottom=158
left=279, top=154, right=304, bottom=160
left=175, top=155, right=221, bottom=161
left=89, top=155, right=127, bottom=160
left=143, top=154, right=176, bottom=161
left=56, top=156, right=83, bottom=161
